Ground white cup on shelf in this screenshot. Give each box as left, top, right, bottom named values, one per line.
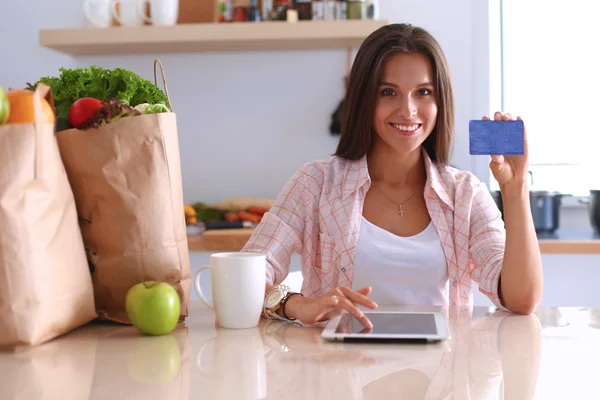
left=138, top=0, right=179, bottom=26
left=83, top=0, right=113, bottom=28
left=110, top=0, right=145, bottom=26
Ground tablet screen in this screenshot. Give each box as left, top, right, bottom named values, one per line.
left=334, top=312, right=438, bottom=335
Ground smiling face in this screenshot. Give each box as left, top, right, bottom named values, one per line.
left=372, top=52, right=438, bottom=156
left=335, top=24, right=454, bottom=164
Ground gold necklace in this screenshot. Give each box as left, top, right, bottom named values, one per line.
left=372, top=184, right=415, bottom=218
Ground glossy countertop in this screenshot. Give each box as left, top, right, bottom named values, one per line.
left=2, top=302, right=600, bottom=399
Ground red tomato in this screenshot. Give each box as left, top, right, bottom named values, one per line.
left=69, top=97, right=103, bottom=128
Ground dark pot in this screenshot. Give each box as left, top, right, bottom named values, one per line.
left=491, top=190, right=563, bottom=235
left=491, top=191, right=504, bottom=219
left=590, top=190, right=600, bottom=234
left=530, top=191, right=562, bottom=235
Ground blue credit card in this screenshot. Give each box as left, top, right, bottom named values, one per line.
left=469, top=120, right=525, bottom=155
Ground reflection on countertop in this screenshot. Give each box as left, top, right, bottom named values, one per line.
left=4, top=303, right=600, bottom=399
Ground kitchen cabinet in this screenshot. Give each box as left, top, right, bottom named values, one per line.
left=39, top=20, right=388, bottom=56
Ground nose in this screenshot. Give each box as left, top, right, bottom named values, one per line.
left=396, top=95, right=417, bottom=119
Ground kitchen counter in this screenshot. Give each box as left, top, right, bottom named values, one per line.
left=187, top=227, right=600, bottom=254
left=2, top=302, right=600, bottom=399
left=537, top=228, right=600, bottom=254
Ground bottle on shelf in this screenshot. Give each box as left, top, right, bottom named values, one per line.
left=218, top=0, right=234, bottom=22
left=233, top=0, right=249, bottom=21
left=312, top=0, right=325, bottom=20
left=247, top=0, right=262, bottom=21
left=335, top=0, right=347, bottom=20
left=367, top=0, right=379, bottom=20
left=262, top=0, right=273, bottom=20
left=293, top=0, right=312, bottom=20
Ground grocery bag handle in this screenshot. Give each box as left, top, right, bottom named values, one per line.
left=153, top=59, right=174, bottom=113
left=32, top=83, right=52, bottom=179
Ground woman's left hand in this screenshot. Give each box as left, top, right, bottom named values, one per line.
left=483, top=111, right=530, bottom=191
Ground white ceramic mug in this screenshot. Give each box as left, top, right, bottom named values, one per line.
left=83, top=0, right=113, bottom=28
left=194, top=252, right=266, bottom=329
left=138, top=0, right=179, bottom=26
left=196, top=327, right=267, bottom=399
left=110, top=0, right=145, bottom=26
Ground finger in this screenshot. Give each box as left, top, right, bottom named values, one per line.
left=481, top=115, right=490, bottom=120
left=494, top=111, right=502, bottom=120
left=317, top=294, right=339, bottom=310
left=355, top=286, right=372, bottom=297
left=503, top=112, right=512, bottom=121
left=341, top=287, right=378, bottom=309
left=490, top=154, right=504, bottom=164
left=336, top=297, right=373, bottom=328
left=359, top=326, right=374, bottom=334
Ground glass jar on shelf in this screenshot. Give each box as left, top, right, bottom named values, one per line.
left=346, top=0, right=367, bottom=20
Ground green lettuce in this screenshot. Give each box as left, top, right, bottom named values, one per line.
left=27, top=66, right=169, bottom=126
left=145, top=103, right=170, bottom=114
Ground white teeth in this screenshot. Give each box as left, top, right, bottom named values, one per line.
left=392, top=124, right=419, bottom=132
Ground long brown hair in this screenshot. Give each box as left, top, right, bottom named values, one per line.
left=334, top=23, right=455, bottom=165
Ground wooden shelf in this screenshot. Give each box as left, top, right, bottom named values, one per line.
left=39, top=20, right=388, bottom=56
left=538, top=240, right=600, bottom=255
left=188, top=228, right=253, bottom=252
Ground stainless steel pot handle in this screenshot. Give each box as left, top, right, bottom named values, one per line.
left=579, top=197, right=591, bottom=205
left=528, top=170, right=534, bottom=187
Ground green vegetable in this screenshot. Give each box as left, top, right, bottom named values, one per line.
left=191, top=202, right=226, bottom=222
left=134, top=103, right=150, bottom=113
left=26, top=66, right=168, bottom=129
left=78, top=99, right=141, bottom=130
left=145, top=103, right=170, bottom=114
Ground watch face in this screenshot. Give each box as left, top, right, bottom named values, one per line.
left=265, top=289, right=284, bottom=308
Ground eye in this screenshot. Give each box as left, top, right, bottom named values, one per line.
left=416, top=88, right=433, bottom=96
left=381, top=88, right=396, bottom=96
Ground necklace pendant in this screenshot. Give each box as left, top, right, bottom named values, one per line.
left=398, top=206, right=404, bottom=217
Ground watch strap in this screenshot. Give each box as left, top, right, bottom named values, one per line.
left=281, top=292, right=304, bottom=321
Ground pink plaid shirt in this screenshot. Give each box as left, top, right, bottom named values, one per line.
left=242, top=150, right=507, bottom=309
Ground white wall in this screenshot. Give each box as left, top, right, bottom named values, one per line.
left=1, top=0, right=494, bottom=204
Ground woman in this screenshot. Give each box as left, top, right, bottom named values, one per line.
left=242, top=23, right=543, bottom=329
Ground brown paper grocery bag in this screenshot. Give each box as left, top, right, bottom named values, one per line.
left=0, top=84, right=97, bottom=348
left=55, top=60, right=191, bottom=324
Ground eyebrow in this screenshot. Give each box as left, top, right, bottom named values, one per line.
left=380, top=81, right=434, bottom=87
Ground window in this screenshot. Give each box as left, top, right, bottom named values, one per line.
left=495, top=0, right=600, bottom=197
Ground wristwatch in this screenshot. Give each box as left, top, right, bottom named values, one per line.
left=263, top=284, right=293, bottom=320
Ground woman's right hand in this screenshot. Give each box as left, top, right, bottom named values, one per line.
left=284, top=286, right=378, bottom=329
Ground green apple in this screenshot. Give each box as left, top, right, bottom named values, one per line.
left=125, top=281, right=181, bottom=336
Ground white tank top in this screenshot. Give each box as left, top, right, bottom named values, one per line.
left=351, top=216, right=449, bottom=306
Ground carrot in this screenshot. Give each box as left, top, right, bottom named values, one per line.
left=238, top=211, right=262, bottom=224
left=224, top=212, right=240, bottom=222
left=247, top=206, right=269, bottom=216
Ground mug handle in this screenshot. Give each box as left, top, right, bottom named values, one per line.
left=194, top=266, right=213, bottom=309
left=137, top=0, right=153, bottom=24
left=110, top=0, right=125, bottom=25
left=83, top=0, right=108, bottom=27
